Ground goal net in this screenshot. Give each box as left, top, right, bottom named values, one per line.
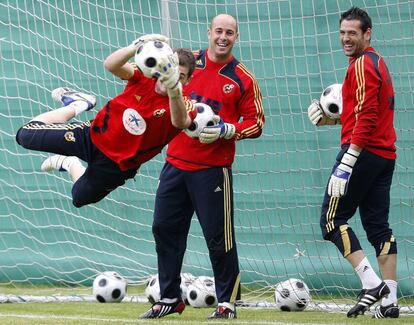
left=1, top=0, right=413, bottom=313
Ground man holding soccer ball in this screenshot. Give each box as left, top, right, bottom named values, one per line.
left=307, top=7, right=398, bottom=318
left=141, top=14, right=265, bottom=320
left=16, top=34, right=196, bottom=207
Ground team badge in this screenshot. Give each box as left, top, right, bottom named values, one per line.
left=64, top=131, right=75, bottom=142
left=122, top=108, right=146, bottom=135
left=223, top=84, right=235, bottom=94
left=153, top=108, right=166, bottom=118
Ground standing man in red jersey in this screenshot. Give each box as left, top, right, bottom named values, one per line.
left=16, top=34, right=197, bottom=207
left=307, top=7, right=398, bottom=319
left=141, top=14, right=264, bottom=320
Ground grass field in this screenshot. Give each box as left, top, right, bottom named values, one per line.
left=1, top=285, right=413, bottom=324
left=0, top=301, right=413, bottom=325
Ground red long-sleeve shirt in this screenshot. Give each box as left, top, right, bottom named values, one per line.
left=90, top=68, right=196, bottom=171
left=166, top=49, right=265, bottom=171
left=341, top=47, right=396, bottom=160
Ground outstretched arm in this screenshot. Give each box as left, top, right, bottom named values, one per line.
left=103, top=34, right=168, bottom=80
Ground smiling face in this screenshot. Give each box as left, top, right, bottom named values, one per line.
left=340, top=19, right=371, bottom=58
left=207, top=14, right=239, bottom=63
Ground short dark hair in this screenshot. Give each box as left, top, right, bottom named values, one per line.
left=175, top=48, right=196, bottom=78
left=340, top=6, right=372, bottom=33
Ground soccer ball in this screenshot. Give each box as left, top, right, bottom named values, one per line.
left=144, top=274, right=160, bottom=304
left=184, top=103, right=218, bottom=138
left=320, top=83, right=342, bottom=119
left=186, top=276, right=218, bottom=308
left=134, top=40, right=173, bottom=78
left=92, top=271, right=127, bottom=303
left=180, top=272, right=196, bottom=304
left=274, top=278, right=311, bottom=311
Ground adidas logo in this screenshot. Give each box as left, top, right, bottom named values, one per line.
left=214, top=186, right=222, bottom=192
left=363, top=266, right=370, bottom=272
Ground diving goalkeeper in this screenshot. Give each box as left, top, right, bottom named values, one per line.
left=16, top=34, right=196, bottom=207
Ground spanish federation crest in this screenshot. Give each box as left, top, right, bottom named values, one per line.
left=123, top=108, right=146, bottom=135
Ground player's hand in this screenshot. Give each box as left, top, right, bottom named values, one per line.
left=154, top=53, right=182, bottom=98
left=127, top=34, right=169, bottom=56
left=199, top=116, right=236, bottom=144
left=130, top=34, right=169, bottom=49
left=328, top=148, right=360, bottom=197
left=307, top=100, right=338, bottom=126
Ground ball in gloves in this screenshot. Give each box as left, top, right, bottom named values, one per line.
left=320, top=83, right=342, bottom=119
left=134, top=40, right=173, bottom=78
left=184, top=103, right=218, bottom=138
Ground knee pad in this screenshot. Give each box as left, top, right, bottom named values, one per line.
left=374, top=235, right=397, bottom=256
left=325, top=225, right=362, bottom=257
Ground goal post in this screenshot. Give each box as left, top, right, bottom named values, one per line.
left=1, top=0, right=413, bottom=312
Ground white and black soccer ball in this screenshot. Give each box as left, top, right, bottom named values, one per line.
left=180, top=272, right=196, bottom=304
left=320, top=83, right=342, bottom=119
left=186, top=276, right=218, bottom=308
left=274, top=278, right=311, bottom=311
left=92, top=271, right=127, bottom=303
left=134, top=40, right=173, bottom=78
left=184, top=103, right=218, bottom=138
left=144, top=274, right=160, bottom=304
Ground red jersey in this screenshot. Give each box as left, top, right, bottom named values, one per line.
left=341, top=47, right=396, bottom=160
left=90, top=67, right=196, bottom=171
left=166, top=49, right=265, bottom=171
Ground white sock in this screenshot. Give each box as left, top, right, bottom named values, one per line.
left=69, top=101, right=89, bottom=116
left=61, top=156, right=81, bottom=172
left=355, top=257, right=382, bottom=289
left=382, top=279, right=398, bottom=306
left=218, top=302, right=235, bottom=311
left=160, top=297, right=177, bottom=303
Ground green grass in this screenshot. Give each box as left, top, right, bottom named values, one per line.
left=1, top=285, right=413, bottom=324
left=0, top=301, right=413, bottom=324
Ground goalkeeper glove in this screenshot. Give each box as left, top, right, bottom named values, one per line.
left=199, top=116, right=236, bottom=144
left=328, top=148, right=360, bottom=197
left=126, top=33, right=169, bottom=57
left=307, top=100, right=338, bottom=126
left=154, top=53, right=182, bottom=98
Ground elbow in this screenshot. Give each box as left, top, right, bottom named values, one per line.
left=103, top=58, right=113, bottom=73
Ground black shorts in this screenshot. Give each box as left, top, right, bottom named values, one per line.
left=320, top=145, right=395, bottom=245
left=16, top=121, right=137, bottom=206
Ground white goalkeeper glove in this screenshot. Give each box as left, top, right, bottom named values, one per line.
left=307, top=100, right=338, bottom=126
left=154, top=53, right=182, bottom=98
left=127, top=33, right=169, bottom=57
left=328, top=148, right=360, bottom=197
left=199, top=116, right=236, bottom=144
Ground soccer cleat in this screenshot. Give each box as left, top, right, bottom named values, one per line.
left=347, top=282, right=390, bottom=318
left=139, top=299, right=185, bottom=319
left=207, top=306, right=237, bottom=319
left=41, top=155, right=78, bottom=172
left=373, top=303, right=399, bottom=318
left=51, top=87, right=96, bottom=110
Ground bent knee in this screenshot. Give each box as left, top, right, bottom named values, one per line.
left=16, top=126, right=32, bottom=149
